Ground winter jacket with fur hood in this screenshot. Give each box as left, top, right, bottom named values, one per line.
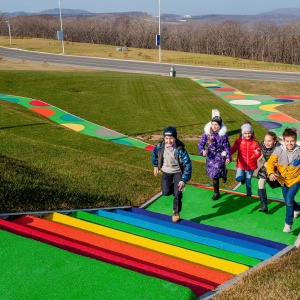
left=198, top=121, right=231, bottom=180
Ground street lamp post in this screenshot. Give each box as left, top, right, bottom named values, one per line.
left=6, top=20, right=12, bottom=47
left=58, top=0, right=65, bottom=54
left=158, top=0, right=161, bottom=62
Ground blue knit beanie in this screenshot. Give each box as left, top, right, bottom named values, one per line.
left=163, top=126, right=177, bottom=139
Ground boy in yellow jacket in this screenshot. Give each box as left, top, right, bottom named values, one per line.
left=267, top=128, right=300, bottom=233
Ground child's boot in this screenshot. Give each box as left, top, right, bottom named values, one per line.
left=212, top=180, right=220, bottom=201
left=258, top=189, right=268, bottom=212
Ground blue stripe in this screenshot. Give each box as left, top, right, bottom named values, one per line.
left=95, top=209, right=271, bottom=260
left=131, top=208, right=287, bottom=251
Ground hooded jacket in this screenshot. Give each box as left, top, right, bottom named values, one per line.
left=267, top=143, right=300, bottom=187
left=230, top=137, right=261, bottom=171
left=198, top=121, right=231, bottom=179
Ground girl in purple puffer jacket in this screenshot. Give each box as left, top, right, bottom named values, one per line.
left=198, top=116, right=231, bottom=200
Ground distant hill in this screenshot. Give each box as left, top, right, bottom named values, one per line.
left=258, top=8, right=300, bottom=15
left=1, top=7, right=300, bottom=24
left=39, top=8, right=92, bottom=16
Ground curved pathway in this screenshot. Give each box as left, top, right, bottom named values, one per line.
left=195, top=78, right=300, bottom=143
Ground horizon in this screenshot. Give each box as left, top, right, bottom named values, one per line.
left=1, top=0, right=300, bottom=16
left=2, top=6, right=300, bottom=17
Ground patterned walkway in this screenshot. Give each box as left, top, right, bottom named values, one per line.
left=194, top=78, right=300, bottom=142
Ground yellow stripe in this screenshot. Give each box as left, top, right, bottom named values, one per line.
left=44, top=212, right=249, bottom=275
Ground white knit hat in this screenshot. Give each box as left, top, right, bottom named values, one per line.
left=241, top=123, right=253, bottom=134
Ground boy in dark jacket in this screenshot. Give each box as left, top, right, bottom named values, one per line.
left=152, top=126, right=192, bottom=223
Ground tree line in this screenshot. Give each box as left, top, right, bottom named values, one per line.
left=1, top=14, right=300, bottom=65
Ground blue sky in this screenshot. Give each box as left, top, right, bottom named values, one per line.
left=1, top=0, right=300, bottom=15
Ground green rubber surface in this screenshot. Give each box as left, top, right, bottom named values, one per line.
left=0, top=229, right=197, bottom=300
left=146, top=185, right=299, bottom=246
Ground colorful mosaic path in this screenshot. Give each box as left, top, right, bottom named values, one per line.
left=0, top=94, right=154, bottom=151
left=0, top=93, right=208, bottom=164
left=194, top=78, right=300, bottom=143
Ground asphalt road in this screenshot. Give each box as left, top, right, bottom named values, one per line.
left=1, top=46, right=300, bottom=82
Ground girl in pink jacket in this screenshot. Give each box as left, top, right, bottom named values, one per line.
left=230, top=123, right=261, bottom=197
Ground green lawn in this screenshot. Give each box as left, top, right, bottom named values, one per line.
left=0, top=70, right=268, bottom=213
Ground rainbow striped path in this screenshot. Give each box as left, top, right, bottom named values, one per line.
left=79, top=210, right=260, bottom=266
left=0, top=218, right=197, bottom=300
left=10, top=215, right=212, bottom=296
left=194, top=78, right=300, bottom=141
left=90, top=209, right=271, bottom=260
left=44, top=212, right=248, bottom=275
left=0, top=204, right=289, bottom=298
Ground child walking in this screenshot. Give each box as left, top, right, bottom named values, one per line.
left=257, top=132, right=281, bottom=212
left=152, top=126, right=192, bottom=223
left=230, top=122, right=261, bottom=197
left=267, top=127, right=300, bottom=233
left=198, top=116, right=231, bottom=200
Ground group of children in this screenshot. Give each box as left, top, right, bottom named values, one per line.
left=151, top=117, right=300, bottom=233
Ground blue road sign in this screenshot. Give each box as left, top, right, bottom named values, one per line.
left=156, top=34, right=161, bottom=46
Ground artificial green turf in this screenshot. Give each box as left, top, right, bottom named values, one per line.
left=233, top=177, right=283, bottom=200
left=0, top=230, right=197, bottom=300
left=146, top=185, right=299, bottom=246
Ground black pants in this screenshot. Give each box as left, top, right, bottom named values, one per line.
left=161, top=172, right=182, bottom=213
left=213, top=179, right=220, bottom=193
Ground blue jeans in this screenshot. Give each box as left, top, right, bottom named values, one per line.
left=281, top=183, right=300, bottom=225
left=236, top=168, right=254, bottom=196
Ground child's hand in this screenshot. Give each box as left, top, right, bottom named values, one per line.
left=225, top=158, right=230, bottom=164
left=202, top=150, right=207, bottom=157
left=154, top=167, right=159, bottom=177
left=178, top=181, right=185, bottom=191
left=269, top=173, right=277, bottom=181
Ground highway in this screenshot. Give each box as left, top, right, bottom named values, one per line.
left=1, top=46, right=300, bottom=82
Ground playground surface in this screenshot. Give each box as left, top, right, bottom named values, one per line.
left=1, top=78, right=300, bottom=299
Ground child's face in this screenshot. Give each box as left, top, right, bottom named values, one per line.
left=164, top=136, right=175, bottom=147
left=264, top=135, right=275, bottom=148
left=243, top=131, right=252, bottom=140
left=211, top=122, right=221, bottom=132
left=284, top=136, right=296, bottom=150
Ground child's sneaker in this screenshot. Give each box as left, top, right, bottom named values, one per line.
left=294, top=210, right=300, bottom=219
left=283, top=223, right=292, bottom=233
left=172, top=213, right=180, bottom=223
